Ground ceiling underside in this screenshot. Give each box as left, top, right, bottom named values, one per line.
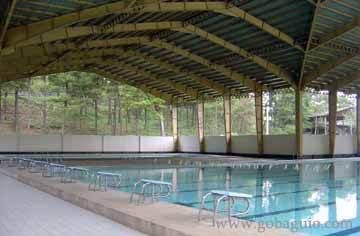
left=0, top=0, right=359, bottom=103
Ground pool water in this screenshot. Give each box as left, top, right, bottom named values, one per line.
left=83, top=160, right=360, bottom=236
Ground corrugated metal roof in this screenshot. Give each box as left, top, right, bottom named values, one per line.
left=0, top=0, right=359, bottom=102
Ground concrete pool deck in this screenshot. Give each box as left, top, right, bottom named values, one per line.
left=0, top=173, right=147, bottom=236
left=0, top=166, right=309, bottom=236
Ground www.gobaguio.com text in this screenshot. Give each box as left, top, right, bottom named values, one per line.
left=215, top=218, right=352, bottom=233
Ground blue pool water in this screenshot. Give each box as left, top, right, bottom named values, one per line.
left=83, top=160, right=360, bottom=236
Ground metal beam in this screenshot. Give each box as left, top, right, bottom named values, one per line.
left=1, top=36, right=258, bottom=92
left=0, top=64, right=174, bottom=102
left=172, top=104, right=179, bottom=152
left=255, top=86, right=264, bottom=154
left=336, top=70, right=360, bottom=89
left=0, top=0, right=17, bottom=49
left=179, top=25, right=296, bottom=87
left=9, top=22, right=183, bottom=48
left=197, top=98, right=205, bottom=153
left=295, top=88, right=303, bottom=158
left=3, top=1, right=303, bottom=53
left=223, top=94, right=232, bottom=154
left=0, top=37, right=152, bottom=57
left=306, top=0, right=317, bottom=6
left=310, top=17, right=360, bottom=51
left=147, top=40, right=258, bottom=91
left=216, top=4, right=305, bottom=52
left=69, top=48, right=228, bottom=94
left=328, top=87, right=337, bottom=156
left=54, top=66, right=176, bottom=102
left=303, top=53, right=357, bottom=86
left=0, top=47, right=228, bottom=95
left=6, top=21, right=295, bottom=87
left=4, top=1, right=227, bottom=47
left=89, top=68, right=175, bottom=103
left=299, top=1, right=320, bottom=88
left=357, top=91, right=360, bottom=156
left=50, top=58, right=201, bottom=99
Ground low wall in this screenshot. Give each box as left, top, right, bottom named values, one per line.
left=264, top=135, right=296, bottom=155
left=0, top=135, right=17, bottom=152
left=231, top=135, right=258, bottom=154
left=303, top=135, right=329, bottom=155
left=0, top=135, right=175, bottom=153
left=335, top=135, right=356, bottom=154
left=204, top=136, right=226, bottom=153
left=103, top=136, right=139, bottom=152
left=303, top=135, right=357, bottom=155
left=0, top=134, right=358, bottom=156
left=19, top=134, right=62, bottom=152
left=178, top=136, right=200, bottom=152
left=140, top=136, right=175, bottom=152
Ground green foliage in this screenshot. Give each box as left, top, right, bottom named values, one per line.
left=0, top=73, right=356, bottom=136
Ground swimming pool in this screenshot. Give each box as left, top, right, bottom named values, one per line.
left=81, top=160, right=360, bottom=236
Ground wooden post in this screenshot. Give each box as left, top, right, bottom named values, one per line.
left=329, top=87, right=337, bottom=156
left=197, top=99, right=205, bottom=153
left=357, top=91, right=360, bottom=156
left=223, top=94, right=232, bottom=153
left=255, top=87, right=264, bottom=154
left=295, top=89, right=303, bottom=158
left=172, top=104, right=179, bottom=152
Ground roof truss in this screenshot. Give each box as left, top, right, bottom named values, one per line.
left=310, top=16, right=359, bottom=51
left=3, top=1, right=303, bottom=53
left=303, top=53, right=358, bottom=85
left=5, top=21, right=296, bottom=87
left=0, top=0, right=17, bottom=49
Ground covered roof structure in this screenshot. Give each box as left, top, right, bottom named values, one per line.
left=0, top=0, right=359, bottom=103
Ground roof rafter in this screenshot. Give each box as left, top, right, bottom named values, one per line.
left=48, top=57, right=201, bottom=99
left=147, top=39, right=259, bottom=91
left=90, top=68, right=175, bottom=103
left=0, top=36, right=259, bottom=91
left=303, top=53, right=358, bottom=85
left=2, top=47, right=230, bottom=94
left=299, top=0, right=320, bottom=88
left=310, top=16, right=359, bottom=51
left=335, top=70, right=360, bottom=89
left=178, top=24, right=296, bottom=88
left=0, top=0, right=18, bottom=49
left=215, top=4, right=304, bottom=52
left=8, top=21, right=295, bottom=87
left=3, top=1, right=303, bottom=52
left=0, top=64, right=175, bottom=102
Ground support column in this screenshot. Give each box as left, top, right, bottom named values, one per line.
left=223, top=94, right=232, bottom=153
left=197, top=99, right=205, bottom=153
left=225, top=167, right=231, bottom=191
left=295, top=89, right=303, bottom=158
left=172, top=168, right=178, bottom=192
left=198, top=168, right=204, bottom=201
left=172, top=104, right=179, bottom=152
left=357, top=92, right=360, bottom=156
left=329, top=87, right=337, bottom=156
left=255, top=87, right=264, bottom=154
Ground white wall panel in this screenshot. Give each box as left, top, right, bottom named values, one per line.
left=264, top=135, right=296, bottom=155
left=140, top=136, right=174, bottom=152
left=303, top=135, right=329, bottom=155
left=103, top=136, right=139, bottom=152
left=0, top=135, right=17, bottom=152
left=179, top=136, right=200, bottom=152
left=231, top=135, right=258, bottom=154
left=63, top=135, right=102, bottom=152
left=204, top=136, right=226, bottom=153
left=335, top=135, right=356, bottom=154
left=19, top=134, right=62, bottom=152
